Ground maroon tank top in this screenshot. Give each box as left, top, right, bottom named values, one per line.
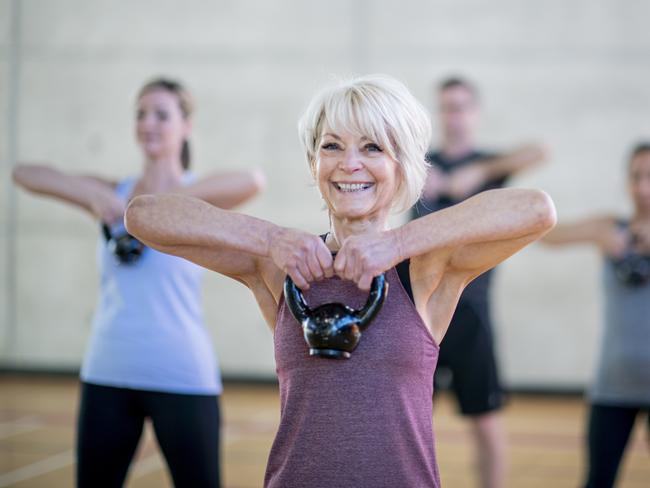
left=265, top=266, right=441, bottom=487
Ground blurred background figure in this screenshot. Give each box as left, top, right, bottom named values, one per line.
left=12, top=78, right=264, bottom=488
left=543, top=143, right=650, bottom=488
left=410, top=77, right=548, bottom=488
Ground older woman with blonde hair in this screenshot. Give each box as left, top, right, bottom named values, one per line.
left=125, top=74, right=556, bottom=487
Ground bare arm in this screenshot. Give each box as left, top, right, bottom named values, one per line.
left=401, top=188, right=556, bottom=281
left=481, top=143, right=548, bottom=180
left=409, top=188, right=555, bottom=341
left=333, top=188, right=555, bottom=341
left=542, top=215, right=624, bottom=256
left=124, top=194, right=333, bottom=323
left=12, top=164, right=124, bottom=223
left=444, top=144, right=549, bottom=200
left=178, top=168, right=266, bottom=209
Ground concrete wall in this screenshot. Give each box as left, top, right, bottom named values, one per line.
left=2, top=0, right=649, bottom=388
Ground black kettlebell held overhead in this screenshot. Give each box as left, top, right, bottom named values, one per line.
left=284, top=274, right=388, bottom=359
left=102, top=223, right=145, bottom=265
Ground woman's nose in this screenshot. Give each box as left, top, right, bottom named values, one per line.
left=338, top=148, right=363, bottom=172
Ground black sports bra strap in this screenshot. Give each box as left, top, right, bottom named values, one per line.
left=395, top=258, right=414, bottom=304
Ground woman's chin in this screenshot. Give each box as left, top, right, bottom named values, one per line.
left=330, top=203, right=376, bottom=221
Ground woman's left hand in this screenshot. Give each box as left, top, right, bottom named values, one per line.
left=630, top=219, right=650, bottom=254
left=334, top=231, right=402, bottom=290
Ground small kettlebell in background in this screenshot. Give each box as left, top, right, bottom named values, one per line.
left=102, top=222, right=145, bottom=265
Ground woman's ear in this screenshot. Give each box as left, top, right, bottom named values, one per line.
left=310, top=157, right=318, bottom=180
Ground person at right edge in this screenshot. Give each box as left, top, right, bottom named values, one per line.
left=410, top=77, right=549, bottom=488
left=542, top=143, right=650, bottom=488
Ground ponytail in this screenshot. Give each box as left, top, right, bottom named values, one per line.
left=181, top=139, right=191, bottom=170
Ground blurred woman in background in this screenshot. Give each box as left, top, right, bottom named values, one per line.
left=12, top=78, right=265, bottom=488
left=543, top=143, right=650, bottom=488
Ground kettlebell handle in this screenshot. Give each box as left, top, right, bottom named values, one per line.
left=355, top=273, right=387, bottom=328
left=283, top=273, right=388, bottom=331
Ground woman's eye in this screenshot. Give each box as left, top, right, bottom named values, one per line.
left=321, top=142, right=340, bottom=151
left=364, top=143, right=383, bottom=152
left=136, top=110, right=145, bottom=121
left=156, top=110, right=169, bottom=121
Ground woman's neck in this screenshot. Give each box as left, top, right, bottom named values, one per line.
left=138, top=157, right=185, bottom=193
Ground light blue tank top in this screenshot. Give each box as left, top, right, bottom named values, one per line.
left=590, top=254, right=650, bottom=405
left=80, top=176, right=222, bottom=395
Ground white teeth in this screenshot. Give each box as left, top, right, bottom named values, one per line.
left=335, top=183, right=373, bottom=192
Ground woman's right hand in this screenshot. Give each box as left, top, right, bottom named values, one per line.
left=268, top=228, right=334, bottom=289
left=89, top=191, right=126, bottom=225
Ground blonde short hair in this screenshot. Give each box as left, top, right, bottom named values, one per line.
left=298, top=75, right=431, bottom=213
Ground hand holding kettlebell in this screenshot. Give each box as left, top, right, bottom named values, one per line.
left=102, top=222, right=145, bottom=265
left=333, top=231, right=402, bottom=291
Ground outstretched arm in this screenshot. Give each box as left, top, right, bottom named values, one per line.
left=542, top=216, right=624, bottom=256
left=335, top=188, right=556, bottom=291
left=179, top=168, right=266, bottom=209
left=444, top=144, right=549, bottom=199
left=481, top=143, right=548, bottom=180
left=334, top=188, right=555, bottom=342
left=419, top=188, right=555, bottom=341
left=403, top=188, right=555, bottom=283
left=12, top=164, right=124, bottom=223
left=124, top=194, right=333, bottom=289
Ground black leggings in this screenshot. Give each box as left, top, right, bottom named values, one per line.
left=76, top=382, right=221, bottom=488
left=584, top=403, right=649, bottom=488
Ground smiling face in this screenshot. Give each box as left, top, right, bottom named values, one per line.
left=315, top=125, right=400, bottom=221
left=135, top=88, right=191, bottom=162
left=629, top=150, right=650, bottom=215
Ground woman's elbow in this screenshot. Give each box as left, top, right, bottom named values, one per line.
left=124, top=195, right=155, bottom=237
left=12, top=165, right=30, bottom=187
left=250, top=167, right=266, bottom=195
left=530, top=190, right=557, bottom=233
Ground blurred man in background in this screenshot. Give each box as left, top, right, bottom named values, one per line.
left=411, top=77, right=548, bottom=488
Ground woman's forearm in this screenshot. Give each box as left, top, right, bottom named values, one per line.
left=482, top=144, right=548, bottom=181
left=12, top=164, right=119, bottom=218
left=541, top=217, right=613, bottom=247
left=125, top=193, right=277, bottom=257
left=395, top=188, right=556, bottom=260
left=179, top=168, right=266, bottom=209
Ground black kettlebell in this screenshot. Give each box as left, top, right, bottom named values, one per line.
left=102, top=223, right=145, bottom=265
left=613, top=252, right=650, bottom=287
left=284, top=274, right=388, bottom=359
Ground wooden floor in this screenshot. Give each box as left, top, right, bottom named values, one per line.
left=0, top=375, right=647, bottom=487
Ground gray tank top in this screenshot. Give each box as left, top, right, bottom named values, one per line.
left=590, top=253, right=650, bottom=405
left=265, top=266, right=441, bottom=487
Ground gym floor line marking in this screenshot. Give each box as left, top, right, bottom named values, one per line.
left=0, top=449, right=74, bottom=487
left=0, top=416, right=42, bottom=439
